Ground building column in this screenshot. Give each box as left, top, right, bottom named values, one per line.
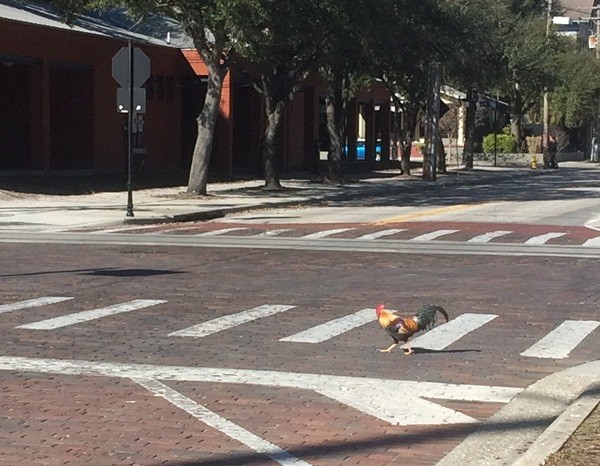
left=217, top=71, right=233, bottom=176
left=346, top=99, right=358, bottom=161
left=364, top=100, right=375, bottom=162
left=379, top=101, right=391, bottom=162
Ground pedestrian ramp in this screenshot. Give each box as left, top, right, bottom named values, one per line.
left=2, top=297, right=598, bottom=359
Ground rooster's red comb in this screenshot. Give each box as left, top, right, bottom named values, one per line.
left=375, top=303, right=385, bottom=316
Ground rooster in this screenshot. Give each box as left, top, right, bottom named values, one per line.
left=375, top=303, right=449, bottom=354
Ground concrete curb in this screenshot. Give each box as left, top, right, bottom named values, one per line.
left=122, top=209, right=227, bottom=225
left=436, top=360, right=600, bottom=466
left=512, top=391, right=599, bottom=466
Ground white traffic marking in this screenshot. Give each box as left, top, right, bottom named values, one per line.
left=524, top=232, right=566, bottom=245
left=253, top=229, right=291, bottom=237
left=467, top=230, right=513, bottom=243
left=410, top=229, right=459, bottom=241
left=582, top=236, right=600, bottom=246
left=520, top=320, right=600, bottom=359
left=317, top=385, right=477, bottom=425
left=197, top=228, right=248, bottom=236
left=301, top=228, right=354, bottom=239
left=17, top=299, right=166, bottom=330
left=143, top=225, right=201, bottom=235
left=355, top=228, right=407, bottom=240
left=279, top=308, right=375, bottom=343
left=136, top=378, right=310, bottom=466
left=92, top=224, right=161, bottom=234
left=169, top=305, right=296, bottom=338
left=406, top=313, right=498, bottom=351
left=584, top=217, right=600, bottom=231
left=0, top=356, right=522, bottom=426
left=0, top=297, right=73, bottom=315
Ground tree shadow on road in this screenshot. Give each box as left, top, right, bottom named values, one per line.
left=157, top=415, right=554, bottom=466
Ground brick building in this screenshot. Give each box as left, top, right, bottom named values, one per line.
left=0, top=0, right=392, bottom=179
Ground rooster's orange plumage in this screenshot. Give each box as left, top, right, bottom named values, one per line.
left=375, top=303, right=449, bottom=354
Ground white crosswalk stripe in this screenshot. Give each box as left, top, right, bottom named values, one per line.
left=169, top=304, right=296, bottom=338
left=410, top=229, right=459, bottom=241
left=520, top=320, right=600, bottom=359
left=301, top=228, right=354, bottom=239
left=355, top=229, right=407, bottom=240
left=406, top=313, right=498, bottom=351
left=197, top=228, right=249, bottom=236
left=93, top=224, right=161, bottom=234
left=17, top=299, right=166, bottom=330
left=280, top=308, right=375, bottom=343
left=524, top=232, right=567, bottom=244
left=253, top=229, right=291, bottom=237
left=467, top=230, right=513, bottom=243
left=0, top=297, right=74, bottom=315
left=582, top=236, right=600, bottom=246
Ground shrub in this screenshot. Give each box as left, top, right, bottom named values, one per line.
left=482, top=133, right=518, bottom=154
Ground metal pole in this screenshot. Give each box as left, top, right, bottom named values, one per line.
left=594, top=18, right=600, bottom=58
left=542, top=0, right=552, bottom=168
left=126, top=41, right=134, bottom=217
left=493, top=93, right=498, bottom=167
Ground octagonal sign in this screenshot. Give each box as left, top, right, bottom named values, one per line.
left=111, top=46, right=150, bottom=88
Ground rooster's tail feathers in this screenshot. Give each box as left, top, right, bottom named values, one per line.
left=415, top=304, right=449, bottom=331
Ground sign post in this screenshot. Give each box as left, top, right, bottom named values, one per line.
left=111, top=42, right=150, bottom=217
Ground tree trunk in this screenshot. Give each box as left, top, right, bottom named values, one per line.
left=463, top=88, right=476, bottom=170
left=186, top=41, right=228, bottom=195
left=391, top=95, right=417, bottom=176
left=325, top=72, right=345, bottom=182
left=437, top=134, right=446, bottom=173
left=510, top=88, right=524, bottom=150
left=401, top=108, right=418, bottom=176
left=263, top=95, right=284, bottom=190
left=186, top=68, right=225, bottom=194
left=423, top=64, right=441, bottom=181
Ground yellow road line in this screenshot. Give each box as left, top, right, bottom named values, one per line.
left=373, top=203, right=479, bottom=225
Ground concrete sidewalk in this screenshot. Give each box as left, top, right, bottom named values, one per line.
left=0, top=164, right=550, bottom=231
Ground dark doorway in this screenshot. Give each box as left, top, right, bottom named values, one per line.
left=0, top=61, right=32, bottom=169
left=232, top=84, right=262, bottom=176
left=49, top=62, right=94, bottom=170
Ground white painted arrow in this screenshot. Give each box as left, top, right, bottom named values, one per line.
left=0, top=356, right=522, bottom=426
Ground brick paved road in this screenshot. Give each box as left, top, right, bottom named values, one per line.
left=1, top=242, right=599, bottom=465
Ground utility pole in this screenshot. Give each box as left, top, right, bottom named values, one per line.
left=542, top=0, right=552, bottom=168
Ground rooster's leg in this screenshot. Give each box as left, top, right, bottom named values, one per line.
left=403, top=346, right=414, bottom=355
left=379, top=342, right=398, bottom=353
